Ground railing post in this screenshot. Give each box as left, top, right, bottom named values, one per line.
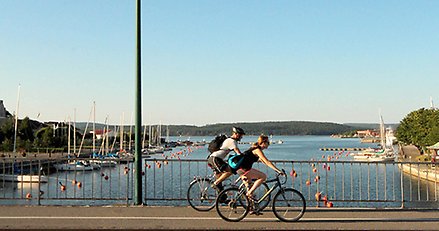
left=38, top=160, right=41, bottom=206
left=400, top=162, right=405, bottom=208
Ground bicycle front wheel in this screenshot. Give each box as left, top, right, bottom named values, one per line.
left=187, top=178, right=217, bottom=211
left=215, top=187, right=249, bottom=222
left=272, top=188, right=306, bottom=222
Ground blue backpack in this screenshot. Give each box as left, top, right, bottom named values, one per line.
left=228, top=153, right=245, bottom=170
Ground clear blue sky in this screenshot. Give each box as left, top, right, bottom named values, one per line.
left=1, top=0, right=438, bottom=126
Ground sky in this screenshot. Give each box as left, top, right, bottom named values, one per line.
left=1, top=0, right=438, bottom=126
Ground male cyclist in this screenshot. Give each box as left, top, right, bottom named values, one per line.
left=207, top=127, right=245, bottom=192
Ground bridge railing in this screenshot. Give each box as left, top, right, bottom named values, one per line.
left=1, top=157, right=439, bottom=208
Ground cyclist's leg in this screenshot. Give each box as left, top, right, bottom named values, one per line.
left=211, top=157, right=232, bottom=187
left=242, top=168, right=266, bottom=198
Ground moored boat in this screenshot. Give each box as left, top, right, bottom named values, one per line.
left=0, top=174, right=48, bottom=183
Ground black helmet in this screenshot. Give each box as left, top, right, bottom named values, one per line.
left=232, top=127, right=245, bottom=135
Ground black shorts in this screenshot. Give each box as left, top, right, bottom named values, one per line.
left=207, top=156, right=229, bottom=174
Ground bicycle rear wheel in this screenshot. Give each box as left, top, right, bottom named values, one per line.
left=272, top=188, right=306, bottom=222
left=215, top=187, right=249, bottom=222
left=187, top=178, right=217, bottom=211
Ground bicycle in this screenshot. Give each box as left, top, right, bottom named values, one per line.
left=187, top=173, right=271, bottom=212
left=215, top=169, right=306, bottom=222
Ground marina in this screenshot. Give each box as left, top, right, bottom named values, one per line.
left=0, top=136, right=438, bottom=209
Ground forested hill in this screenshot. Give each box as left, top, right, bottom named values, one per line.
left=163, top=121, right=357, bottom=136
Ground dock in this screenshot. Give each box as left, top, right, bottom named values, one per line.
left=320, top=147, right=367, bottom=151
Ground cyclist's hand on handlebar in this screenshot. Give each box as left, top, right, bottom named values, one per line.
left=278, top=169, right=286, bottom=176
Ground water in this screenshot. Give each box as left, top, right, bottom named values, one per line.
left=178, top=135, right=379, bottom=160
left=1, top=136, right=437, bottom=208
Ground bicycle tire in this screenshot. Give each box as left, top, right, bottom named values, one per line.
left=187, top=178, right=217, bottom=211
left=215, top=187, right=249, bottom=222
left=272, top=188, right=306, bottom=222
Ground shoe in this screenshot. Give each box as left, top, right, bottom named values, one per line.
left=219, top=199, right=231, bottom=204
left=249, top=210, right=263, bottom=216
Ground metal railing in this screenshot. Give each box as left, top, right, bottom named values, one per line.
left=1, top=157, right=439, bottom=208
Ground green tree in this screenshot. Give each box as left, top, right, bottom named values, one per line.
left=396, top=108, right=439, bottom=151
left=18, top=117, right=34, bottom=142
left=1, top=117, right=14, bottom=140
left=1, top=138, right=13, bottom=151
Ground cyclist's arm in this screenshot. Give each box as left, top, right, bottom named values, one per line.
left=233, top=147, right=242, bottom=155
left=253, top=149, right=282, bottom=174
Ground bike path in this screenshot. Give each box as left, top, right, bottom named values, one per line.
left=0, top=206, right=439, bottom=230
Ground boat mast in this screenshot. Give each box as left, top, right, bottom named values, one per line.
left=120, top=112, right=124, bottom=152
left=148, top=124, right=152, bottom=147
left=68, top=116, right=71, bottom=157
left=73, top=108, right=76, bottom=155
left=142, top=124, right=147, bottom=149
left=129, top=112, right=133, bottom=151
left=13, top=84, right=21, bottom=153
left=93, top=101, right=96, bottom=154
left=379, top=113, right=385, bottom=149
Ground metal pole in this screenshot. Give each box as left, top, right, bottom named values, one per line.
left=134, top=0, right=143, bottom=205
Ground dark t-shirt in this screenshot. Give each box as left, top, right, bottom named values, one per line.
left=239, top=147, right=260, bottom=170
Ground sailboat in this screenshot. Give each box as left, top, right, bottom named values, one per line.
left=54, top=105, right=94, bottom=171
left=1, top=85, right=49, bottom=182
left=353, top=113, right=395, bottom=162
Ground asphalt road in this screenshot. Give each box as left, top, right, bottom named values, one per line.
left=1, top=206, right=439, bottom=230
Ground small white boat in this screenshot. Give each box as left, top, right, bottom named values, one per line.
left=54, top=160, right=94, bottom=171
left=352, top=148, right=395, bottom=162
left=0, top=174, right=48, bottom=183
left=89, top=159, right=117, bottom=167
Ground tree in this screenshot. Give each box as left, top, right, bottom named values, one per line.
left=18, top=117, right=34, bottom=142
left=396, top=108, right=439, bottom=151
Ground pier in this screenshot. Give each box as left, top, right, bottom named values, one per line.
left=319, top=147, right=367, bottom=151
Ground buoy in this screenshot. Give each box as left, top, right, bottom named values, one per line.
left=311, top=163, right=315, bottom=167
left=26, top=192, right=32, bottom=199
left=315, top=175, right=320, bottom=180
left=77, top=182, right=82, bottom=188
left=290, top=169, right=296, bottom=176
left=322, top=163, right=327, bottom=169
left=313, top=168, right=317, bottom=173
left=72, top=180, right=77, bottom=185
left=327, top=166, right=331, bottom=171
left=326, top=201, right=333, bottom=208
left=61, top=185, right=66, bottom=191
left=293, top=172, right=298, bottom=178
left=322, top=155, right=325, bottom=159
left=306, top=180, right=311, bottom=186
left=141, top=171, right=145, bottom=176
left=104, top=175, right=109, bottom=180
left=101, top=173, right=105, bottom=177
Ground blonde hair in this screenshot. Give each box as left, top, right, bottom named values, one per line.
left=251, top=135, right=270, bottom=149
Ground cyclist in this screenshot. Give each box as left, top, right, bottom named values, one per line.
left=236, top=135, right=284, bottom=201
left=207, top=127, right=245, bottom=192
